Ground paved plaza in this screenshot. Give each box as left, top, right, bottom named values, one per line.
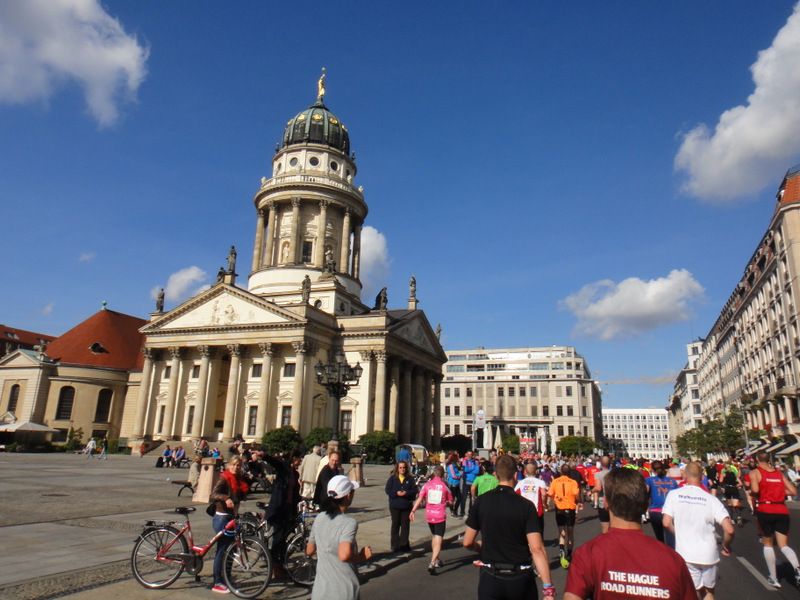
left=0, top=453, right=465, bottom=600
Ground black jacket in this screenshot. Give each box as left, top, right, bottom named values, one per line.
left=385, top=474, right=418, bottom=510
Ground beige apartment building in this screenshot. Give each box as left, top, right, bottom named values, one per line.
left=694, top=166, right=800, bottom=449
left=440, top=346, right=602, bottom=451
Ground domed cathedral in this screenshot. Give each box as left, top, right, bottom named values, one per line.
left=128, top=73, right=446, bottom=451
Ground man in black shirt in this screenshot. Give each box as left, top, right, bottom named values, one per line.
left=463, top=454, right=554, bottom=600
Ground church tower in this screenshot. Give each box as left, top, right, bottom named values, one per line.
left=248, top=71, right=369, bottom=316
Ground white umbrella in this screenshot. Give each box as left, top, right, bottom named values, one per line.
left=0, top=421, right=58, bottom=432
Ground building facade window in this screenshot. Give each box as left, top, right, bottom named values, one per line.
left=55, top=386, right=75, bottom=420
left=248, top=406, right=258, bottom=436
left=94, top=388, right=113, bottom=422
left=186, top=405, right=195, bottom=434
left=445, top=405, right=451, bottom=416
left=302, top=240, right=313, bottom=263
left=542, top=405, right=549, bottom=417
left=567, top=405, right=574, bottom=417
left=282, top=406, right=292, bottom=426
left=341, top=410, right=353, bottom=439
left=454, top=388, right=461, bottom=398
left=7, top=384, right=20, bottom=413
left=444, top=424, right=451, bottom=435
left=284, top=363, right=296, bottom=377
left=252, top=363, right=262, bottom=378
left=191, top=364, right=200, bottom=378
left=556, top=405, right=563, bottom=416
left=454, top=406, right=461, bottom=416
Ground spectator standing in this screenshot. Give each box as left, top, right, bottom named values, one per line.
left=314, top=451, right=342, bottom=508
left=385, top=460, right=417, bottom=552
left=299, top=446, right=322, bottom=502
left=446, top=453, right=462, bottom=517
left=410, top=465, right=453, bottom=574
left=749, top=450, right=800, bottom=588
left=460, top=450, right=480, bottom=517
left=208, top=455, right=249, bottom=594
left=564, top=468, right=696, bottom=600
left=662, top=462, right=734, bottom=600
left=463, top=454, right=554, bottom=600
left=85, top=438, right=96, bottom=459
left=472, top=461, right=499, bottom=501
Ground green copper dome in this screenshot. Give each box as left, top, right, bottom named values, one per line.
left=282, top=100, right=350, bottom=155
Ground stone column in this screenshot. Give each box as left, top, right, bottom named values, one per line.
left=413, top=367, right=425, bottom=443
left=315, top=200, right=329, bottom=268
left=251, top=207, right=266, bottom=271
left=132, top=347, right=157, bottom=438
left=340, top=207, right=351, bottom=275
left=291, top=341, right=309, bottom=430
left=222, top=344, right=242, bottom=441
left=352, top=224, right=362, bottom=279
left=202, top=357, right=223, bottom=434
left=289, top=197, right=301, bottom=264
left=389, top=360, right=400, bottom=435
left=785, top=396, right=794, bottom=424
left=356, top=350, right=374, bottom=434
left=423, top=370, right=433, bottom=447
left=374, top=350, right=388, bottom=431
left=256, top=343, right=276, bottom=438
left=302, top=342, right=319, bottom=435
left=264, top=202, right=277, bottom=267
left=768, top=401, right=778, bottom=428
left=401, top=362, right=413, bottom=443
left=191, top=345, right=214, bottom=437
left=162, top=347, right=183, bottom=438
left=432, top=374, right=442, bottom=450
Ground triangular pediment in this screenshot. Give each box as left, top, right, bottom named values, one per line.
left=0, top=349, right=51, bottom=368
left=388, top=312, right=446, bottom=360
left=142, top=285, right=305, bottom=333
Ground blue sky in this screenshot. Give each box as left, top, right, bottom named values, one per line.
left=3, top=1, right=800, bottom=409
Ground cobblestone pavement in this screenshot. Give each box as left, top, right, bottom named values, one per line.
left=0, top=453, right=465, bottom=600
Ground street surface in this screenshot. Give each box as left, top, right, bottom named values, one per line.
left=1, top=451, right=800, bottom=599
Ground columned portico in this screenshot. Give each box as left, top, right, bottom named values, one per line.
left=190, top=345, right=213, bottom=437
left=222, top=344, right=242, bottom=441
left=162, top=346, right=182, bottom=437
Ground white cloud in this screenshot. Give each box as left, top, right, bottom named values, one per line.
left=152, top=266, right=209, bottom=304
left=0, top=0, right=149, bottom=127
left=559, top=269, right=705, bottom=341
left=359, top=226, right=391, bottom=302
left=79, top=252, right=96, bottom=261
left=675, top=3, right=800, bottom=201
left=42, top=302, right=54, bottom=315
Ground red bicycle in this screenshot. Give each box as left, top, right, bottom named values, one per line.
left=131, top=506, right=271, bottom=598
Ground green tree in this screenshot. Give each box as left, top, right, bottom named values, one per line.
left=65, top=427, right=84, bottom=452
left=357, top=430, right=396, bottom=463
left=502, top=434, right=520, bottom=454
left=675, top=405, right=750, bottom=458
left=261, top=426, right=303, bottom=455
left=304, top=427, right=333, bottom=449
left=556, top=435, right=597, bottom=457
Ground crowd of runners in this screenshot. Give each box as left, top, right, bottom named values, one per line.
left=433, top=448, right=800, bottom=599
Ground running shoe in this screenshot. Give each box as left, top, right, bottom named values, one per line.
left=428, top=562, right=436, bottom=574
left=768, top=575, right=781, bottom=588
left=212, top=584, right=231, bottom=594
left=736, top=516, right=743, bottom=527
left=435, top=559, right=443, bottom=568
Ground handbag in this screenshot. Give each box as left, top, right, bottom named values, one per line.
left=206, top=502, right=216, bottom=517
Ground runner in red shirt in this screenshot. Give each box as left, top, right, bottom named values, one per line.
left=749, top=450, right=800, bottom=588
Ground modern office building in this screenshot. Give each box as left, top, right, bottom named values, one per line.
left=602, top=407, right=671, bottom=459
left=440, top=346, right=602, bottom=451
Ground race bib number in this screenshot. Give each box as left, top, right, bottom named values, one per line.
left=428, top=489, right=443, bottom=504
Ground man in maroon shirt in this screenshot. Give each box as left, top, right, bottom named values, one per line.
left=564, top=468, right=695, bottom=600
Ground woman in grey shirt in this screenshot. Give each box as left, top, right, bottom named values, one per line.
left=307, top=475, right=372, bottom=600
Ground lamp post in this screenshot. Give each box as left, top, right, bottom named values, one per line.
left=314, top=349, right=363, bottom=442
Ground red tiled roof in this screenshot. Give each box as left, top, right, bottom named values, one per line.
left=45, top=309, right=147, bottom=371
left=0, top=325, right=56, bottom=348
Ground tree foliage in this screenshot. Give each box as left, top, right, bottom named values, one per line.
left=262, top=426, right=303, bottom=455
left=674, top=405, right=749, bottom=458
left=304, top=427, right=333, bottom=449
left=556, top=435, right=598, bottom=457
left=64, top=427, right=84, bottom=452
left=357, top=430, right=397, bottom=463
left=502, top=434, right=520, bottom=454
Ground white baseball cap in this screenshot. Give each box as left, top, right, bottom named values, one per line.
left=327, top=475, right=359, bottom=499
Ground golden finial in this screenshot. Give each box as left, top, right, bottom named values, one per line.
left=317, top=67, right=326, bottom=102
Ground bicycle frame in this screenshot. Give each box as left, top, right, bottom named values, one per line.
left=147, top=514, right=235, bottom=564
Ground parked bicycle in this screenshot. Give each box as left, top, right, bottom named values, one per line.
left=239, top=499, right=317, bottom=586
left=131, top=505, right=271, bottom=598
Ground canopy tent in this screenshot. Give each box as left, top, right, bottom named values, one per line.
left=0, top=421, right=58, bottom=432
left=777, top=441, right=800, bottom=455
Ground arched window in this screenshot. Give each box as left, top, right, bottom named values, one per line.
left=94, top=389, right=113, bottom=422
left=7, top=384, right=20, bottom=413
left=55, top=386, right=75, bottom=420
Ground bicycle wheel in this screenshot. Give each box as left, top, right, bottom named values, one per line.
left=285, top=532, right=316, bottom=587
left=131, top=526, right=188, bottom=589
left=222, top=536, right=272, bottom=598
left=238, top=512, right=263, bottom=541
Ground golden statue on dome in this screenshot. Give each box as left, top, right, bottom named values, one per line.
left=317, top=67, right=326, bottom=102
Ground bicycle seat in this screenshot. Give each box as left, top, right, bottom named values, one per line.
left=174, top=506, right=196, bottom=515
left=256, top=501, right=268, bottom=510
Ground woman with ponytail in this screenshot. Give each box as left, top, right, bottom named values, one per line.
left=307, top=475, right=372, bottom=600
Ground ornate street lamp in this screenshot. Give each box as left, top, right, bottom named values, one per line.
left=314, top=349, right=363, bottom=442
